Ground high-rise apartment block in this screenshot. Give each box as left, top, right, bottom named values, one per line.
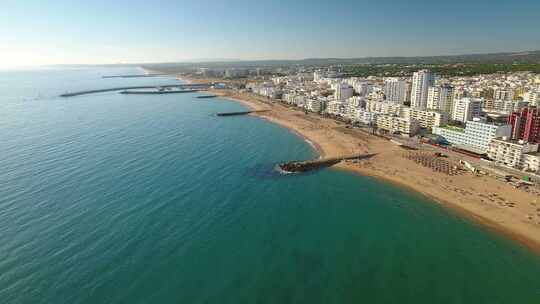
left=410, top=70, right=435, bottom=109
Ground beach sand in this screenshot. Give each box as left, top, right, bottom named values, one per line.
left=209, top=88, right=540, bottom=254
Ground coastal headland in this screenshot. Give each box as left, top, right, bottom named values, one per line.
left=198, top=85, right=540, bottom=255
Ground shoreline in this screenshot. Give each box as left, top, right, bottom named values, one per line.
left=217, top=94, right=326, bottom=158
left=337, top=164, right=540, bottom=255
left=208, top=88, right=540, bottom=255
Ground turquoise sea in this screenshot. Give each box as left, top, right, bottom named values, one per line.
left=0, top=67, right=539, bottom=303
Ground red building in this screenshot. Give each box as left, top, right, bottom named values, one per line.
left=508, top=107, right=540, bottom=143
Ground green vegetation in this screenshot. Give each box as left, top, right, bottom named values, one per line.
left=343, top=63, right=540, bottom=78
left=142, top=50, right=540, bottom=74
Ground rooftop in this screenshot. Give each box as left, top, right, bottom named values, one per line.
left=440, top=125, right=465, bottom=133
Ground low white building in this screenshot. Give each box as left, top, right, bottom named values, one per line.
left=281, top=93, right=306, bottom=107
left=522, top=153, right=540, bottom=173
left=325, top=100, right=344, bottom=116
left=433, top=118, right=512, bottom=154
left=365, top=100, right=403, bottom=115
left=376, top=115, right=420, bottom=136
left=355, top=110, right=378, bottom=125
left=249, top=83, right=282, bottom=99
left=305, top=98, right=325, bottom=113
left=488, top=138, right=539, bottom=172
left=401, top=107, right=449, bottom=129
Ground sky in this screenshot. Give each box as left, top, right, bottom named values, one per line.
left=1, top=0, right=539, bottom=67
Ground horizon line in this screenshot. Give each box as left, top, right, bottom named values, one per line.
left=3, top=49, right=539, bottom=69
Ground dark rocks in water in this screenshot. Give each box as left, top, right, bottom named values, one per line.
left=278, top=153, right=377, bottom=173
left=279, top=159, right=341, bottom=173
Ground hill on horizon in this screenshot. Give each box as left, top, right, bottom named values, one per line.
left=139, top=50, right=540, bottom=71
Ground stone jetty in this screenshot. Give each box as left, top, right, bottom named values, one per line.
left=279, top=153, right=377, bottom=173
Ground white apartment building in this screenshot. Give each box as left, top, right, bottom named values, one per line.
left=367, top=91, right=385, bottom=102
left=313, top=70, right=326, bottom=83
left=249, top=83, right=282, bottom=99
left=427, top=84, right=454, bottom=113
left=364, top=100, right=403, bottom=115
left=494, top=89, right=515, bottom=101
left=305, top=98, right=325, bottom=113
left=488, top=138, right=539, bottom=172
left=451, top=98, right=483, bottom=123
left=341, top=96, right=364, bottom=118
left=433, top=118, right=512, bottom=154
left=353, top=82, right=371, bottom=97
left=355, top=110, right=378, bottom=125
left=492, top=100, right=529, bottom=113
left=281, top=92, right=295, bottom=105
left=347, top=96, right=365, bottom=108
left=326, top=100, right=344, bottom=116
left=384, top=78, right=407, bottom=104
left=401, top=107, right=449, bottom=129
left=523, top=91, right=539, bottom=106
left=410, top=70, right=435, bottom=109
left=282, top=93, right=306, bottom=107
left=522, top=153, right=540, bottom=173
left=376, top=115, right=420, bottom=136
left=293, top=95, right=306, bottom=107
left=332, top=83, right=354, bottom=101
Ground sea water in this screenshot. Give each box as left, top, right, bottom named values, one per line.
left=0, top=67, right=539, bottom=303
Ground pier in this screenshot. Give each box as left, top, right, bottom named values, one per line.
left=59, top=83, right=212, bottom=97
left=102, top=74, right=169, bottom=78
left=120, top=89, right=199, bottom=95
left=279, top=153, right=377, bottom=173
left=216, top=110, right=270, bottom=116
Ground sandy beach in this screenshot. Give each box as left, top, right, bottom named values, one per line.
left=205, top=88, right=540, bottom=255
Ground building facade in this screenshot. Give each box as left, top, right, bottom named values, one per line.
left=451, top=98, right=483, bottom=123
left=488, top=138, right=539, bottom=172
left=523, top=91, right=539, bottom=106
left=410, top=70, right=435, bottom=109
left=492, top=100, right=528, bottom=113
left=402, top=108, right=449, bottom=129
left=427, top=84, right=454, bottom=114
left=384, top=78, right=407, bottom=104
left=376, top=115, right=420, bottom=136
left=354, top=110, right=379, bottom=125
left=364, top=100, right=403, bottom=115
left=494, top=89, right=515, bottom=101
left=433, top=119, right=512, bottom=154
left=508, top=107, right=540, bottom=143
left=332, top=83, right=354, bottom=101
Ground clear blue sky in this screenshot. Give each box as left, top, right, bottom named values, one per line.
left=1, top=0, right=539, bottom=66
